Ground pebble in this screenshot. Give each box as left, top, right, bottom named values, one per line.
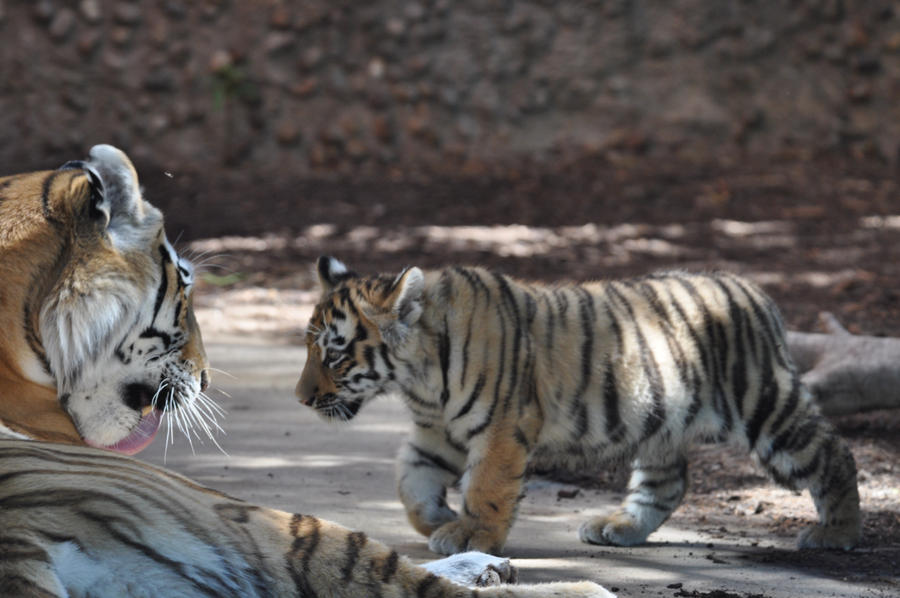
left=114, top=3, right=142, bottom=26
left=79, top=0, right=102, bottom=23
left=49, top=9, right=76, bottom=42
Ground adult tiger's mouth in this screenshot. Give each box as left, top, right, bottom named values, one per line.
left=85, top=407, right=162, bottom=455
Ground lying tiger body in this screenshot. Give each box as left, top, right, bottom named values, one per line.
left=0, top=149, right=610, bottom=597
left=1, top=440, right=609, bottom=597
left=297, top=257, right=860, bottom=556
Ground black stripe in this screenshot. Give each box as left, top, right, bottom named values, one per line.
left=416, top=573, right=440, bottom=597
left=746, top=341, right=777, bottom=448
left=452, top=373, right=486, bottom=420
left=542, top=293, right=556, bottom=350
left=467, top=295, right=508, bottom=440
left=401, top=387, right=440, bottom=410
left=288, top=514, right=321, bottom=597
left=729, top=276, right=789, bottom=369
left=666, top=282, right=711, bottom=382
left=608, top=283, right=666, bottom=440
left=713, top=278, right=748, bottom=418
left=379, top=344, right=395, bottom=372
left=408, top=444, right=462, bottom=477
left=381, top=550, right=399, bottom=583
left=788, top=449, right=823, bottom=482
left=454, top=266, right=489, bottom=299
left=524, top=291, right=537, bottom=324
left=438, top=318, right=451, bottom=407
left=767, top=377, right=802, bottom=454
left=514, top=426, right=530, bottom=449
left=493, top=272, right=523, bottom=414
left=640, top=281, right=690, bottom=387
left=40, top=170, right=65, bottom=223
left=460, top=311, right=473, bottom=385
left=600, top=298, right=625, bottom=438
left=444, top=429, right=467, bottom=453
left=603, top=366, right=624, bottom=441
left=0, top=446, right=231, bottom=499
left=341, top=531, right=368, bottom=581
left=554, top=288, right=569, bottom=320
left=570, top=286, right=596, bottom=438
left=22, top=298, right=52, bottom=378
left=140, top=326, right=172, bottom=349
left=152, top=245, right=172, bottom=323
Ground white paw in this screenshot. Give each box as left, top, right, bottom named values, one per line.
left=796, top=524, right=859, bottom=550
left=578, top=512, right=649, bottom=547
left=421, top=551, right=517, bottom=587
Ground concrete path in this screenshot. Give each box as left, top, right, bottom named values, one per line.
left=141, top=339, right=896, bottom=598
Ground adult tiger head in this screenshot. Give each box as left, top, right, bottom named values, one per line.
left=0, top=145, right=211, bottom=454
left=297, top=256, right=425, bottom=421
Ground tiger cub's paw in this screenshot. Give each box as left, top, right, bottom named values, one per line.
left=428, top=520, right=504, bottom=555
left=797, top=523, right=860, bottom=550
left=406, top=500, right=458, bottom=537
left=421, top=551, right=517, bottom=587
left=578, top=511, right=650, bottom=547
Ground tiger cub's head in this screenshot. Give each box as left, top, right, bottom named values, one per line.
left=0, top=145, right=211, bottom=454
left=297, top=256, right=425, bottom=421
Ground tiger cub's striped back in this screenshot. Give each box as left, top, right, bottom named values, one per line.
left=298, top=258, right=860, bottom=555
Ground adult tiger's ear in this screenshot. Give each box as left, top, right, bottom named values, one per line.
left=82, top=144, right=151, bottom=244
left=316, top=255, right=356, bottom=292
left=387, top=267, right=424, bottom=326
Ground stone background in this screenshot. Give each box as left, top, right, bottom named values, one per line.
left=2, top=0, right=899, bottom=181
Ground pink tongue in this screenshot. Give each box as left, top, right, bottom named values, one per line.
left=101, top=410, right=162, bottom=455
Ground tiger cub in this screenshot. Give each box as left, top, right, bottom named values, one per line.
left=297, top=257, right=860, bottom=555
left=0, top=149, right=611, bottom=597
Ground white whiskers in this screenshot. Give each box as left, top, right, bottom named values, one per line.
left=156, top=376, right=228, bottom=462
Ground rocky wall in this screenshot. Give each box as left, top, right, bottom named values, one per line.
left=1, top=0, right=899, bottom=177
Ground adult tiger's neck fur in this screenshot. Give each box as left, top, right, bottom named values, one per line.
left=0, top=170, right=84, bottom=444
left=0, top=378, right=81, bottom=444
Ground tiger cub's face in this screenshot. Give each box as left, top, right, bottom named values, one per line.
left=0, top=145, right=211, bottom=454
left=296, top=256, right=424, bottom=421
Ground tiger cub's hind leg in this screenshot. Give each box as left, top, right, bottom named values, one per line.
left=754, top=403, right=860, bottom=550
left=579, top=454, right=688, bottom=547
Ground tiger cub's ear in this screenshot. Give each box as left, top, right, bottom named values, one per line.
left=373, top=267, right=424, bottom=347
left=386, top=267, right=424, bottom=326
left=316, top=256, right=356, bottom=292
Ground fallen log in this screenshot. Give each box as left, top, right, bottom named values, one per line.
left=787, top=313, right=900, bottom=416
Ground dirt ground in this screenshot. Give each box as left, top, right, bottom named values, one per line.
left=170, top=153, right=899, bottom=596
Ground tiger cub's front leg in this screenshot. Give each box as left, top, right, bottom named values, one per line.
left=427, top=429, right=530, bottom=555
left=397, top=427, right=464, bottom=537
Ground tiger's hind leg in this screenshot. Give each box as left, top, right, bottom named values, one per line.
left=579, top=453, right=688, bottom=547
left=0, top=534, right=67, bottom=598
left=753, top=401, right=860, bottom=550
